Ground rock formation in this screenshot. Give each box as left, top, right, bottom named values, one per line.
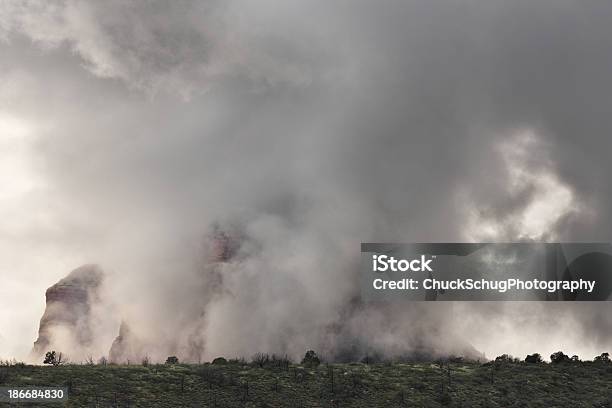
left=106, top=225, right=242, bottom=363
left=108, top=321, right=143, bottom=363
left=31, top=264, right=105, bottom=360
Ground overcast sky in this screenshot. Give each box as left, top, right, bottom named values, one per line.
left=1, top=0, right=611, bottom=362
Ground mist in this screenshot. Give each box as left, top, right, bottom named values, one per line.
left=1, top=0, right=611, bottom=363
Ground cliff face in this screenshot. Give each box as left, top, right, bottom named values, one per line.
left=31, top=264, right=105, bottom=360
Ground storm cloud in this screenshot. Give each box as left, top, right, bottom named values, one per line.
left=0, top=0, right=611, bottom=362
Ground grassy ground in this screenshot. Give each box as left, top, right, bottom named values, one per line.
left=1, top=360, right=611, bottom=407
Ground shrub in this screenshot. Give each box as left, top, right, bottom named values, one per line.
left=212, top=357, right=227, bottom=365
left=550, top=351, right=571, bottom=364
left=43, top=351, right=65, bottom=366
left=301, top=350, right=321, bottom=367
left=594, top=352, right=610, bottom=363
left=495, top=354, right=517, bottom=363
left=165, top=356, right=179, bottom=365
left=525, top=353, right=543, bottom=364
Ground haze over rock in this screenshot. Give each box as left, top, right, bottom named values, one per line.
left=106, top=225, right=241, bottom=364
left=29, top=232, right=486, bottom=364
left=31, top=264, right=114, bottom=362
left=108, top=321, right=144, bottom=364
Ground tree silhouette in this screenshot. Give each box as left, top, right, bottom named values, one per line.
left=301, top=350, right=321, bottom=367
left=43, top=351, right=65, bottom=366
left=525, top=353, right=542, bottom=363
left=550, top=351, right=570, bottom=364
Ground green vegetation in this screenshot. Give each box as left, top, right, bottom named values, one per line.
left=0, top=355, right=611, bottom=407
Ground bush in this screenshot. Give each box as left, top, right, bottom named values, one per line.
left=43, top=351, right=65, bottom=366
left=301, top=350, right=320, bottom=367
left=550, top=351, right=571, bottom=364
left=525, top=353, right=543, bottom=364
left=495, top=354, right=518, bottom=363
left=594, top=352, right=610, bottom=363
left=212, top=357, right=227, bottom=365
left=165, top=356, right=179, bottom=365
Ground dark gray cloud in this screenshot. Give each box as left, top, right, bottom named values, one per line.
left=0, top=0, right=610, bottom=362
